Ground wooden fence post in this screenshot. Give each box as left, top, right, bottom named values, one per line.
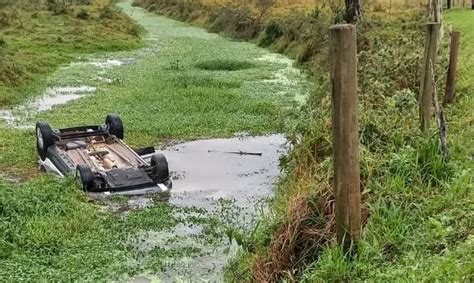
left=444, top=31, right=460, bottom=105
left=419, top=22, right=441, bottom=132
left=329, top=24, right=361, bottom=249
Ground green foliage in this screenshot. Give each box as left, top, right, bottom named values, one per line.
left=99, top=4, right=117, bottom=19
left=135, top=2, right=473, bottom=281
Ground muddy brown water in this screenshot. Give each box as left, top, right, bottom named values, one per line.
left=94, top=134, right=286, bottom=213
left=163, top=134, right=287, bottom=209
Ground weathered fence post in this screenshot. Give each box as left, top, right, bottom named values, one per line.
left=419, top=22, right=441, bottom=132
left=444, top=31, right=460, bottom=104
left=329, top=24, right=361, bottom=250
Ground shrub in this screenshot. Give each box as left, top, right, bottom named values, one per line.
left=259, top=20, right=283, bottom=46
left=127, top=24, right=141, bottom=37
left=47, top=0, right=68, bottom=15
left=210, top=6, right=261, bottom=40
left=76, top=8, right=89, bottom=20
left=0, top=11, right=9, bottom=28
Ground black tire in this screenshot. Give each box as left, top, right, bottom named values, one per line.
left=36, top=121, right=56, bottom=161
left=150, top=153, right=170, bottom=183
left=76, top=165, right=94, bottom=192
left=105, top=113, right=124, bottom=140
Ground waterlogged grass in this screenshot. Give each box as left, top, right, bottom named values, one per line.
left=0, top=175, right=228, bottom=281
left=28, top=2, right=307, bottom=146
left=0, top=177, right=131, bottom=281
left=0, top=172, right=261, bottom=280
left=0, top=0, right=142, bottom=107
left=0, top=1, right=308, bottom=281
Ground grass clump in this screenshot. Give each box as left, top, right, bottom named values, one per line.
left=196, top=59, right=255, bottom=71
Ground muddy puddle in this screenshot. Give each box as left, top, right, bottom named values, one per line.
left=0, top=86, right=97, bottom=128
left=164, top=134, right=286, bottom=208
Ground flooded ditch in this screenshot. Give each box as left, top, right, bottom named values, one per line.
left=0, top=1, right=307, bottom=281
left=87, top=134, right=287, bottom=281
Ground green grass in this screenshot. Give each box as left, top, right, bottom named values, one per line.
left=298, top=10, right=474, bottom=282
left=0, top=175, right=214, bottom=281
left=0, top=1, right=142, bottom=107
left=196, top=59, right=256, bottom=71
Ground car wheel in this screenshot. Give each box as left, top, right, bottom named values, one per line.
left=36, top=121, right=55, bottom=161
left=105, top=113, right=124, bottom=140
left=76, top=164, right=94, bottom=191
left=150, top=153, right=170, bottom=183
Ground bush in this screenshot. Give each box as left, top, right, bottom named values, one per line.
left=76, top=8, right=89, bottom=20
left=210, top=6, right=261, bottom=40
left=259, top=20, right=283, bottom=46
left=127, top=24, right=141, bottom=37
left=0, top=11, right=9, bottom=28
left=47, top=0, right=68, bottom=15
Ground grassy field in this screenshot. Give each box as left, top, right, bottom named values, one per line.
left=0, top=0, right=142, bottom=107
left=0, top=1, right=308, bottom=280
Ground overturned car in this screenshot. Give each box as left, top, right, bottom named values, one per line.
left=36, top=114, right=171, bottom=194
